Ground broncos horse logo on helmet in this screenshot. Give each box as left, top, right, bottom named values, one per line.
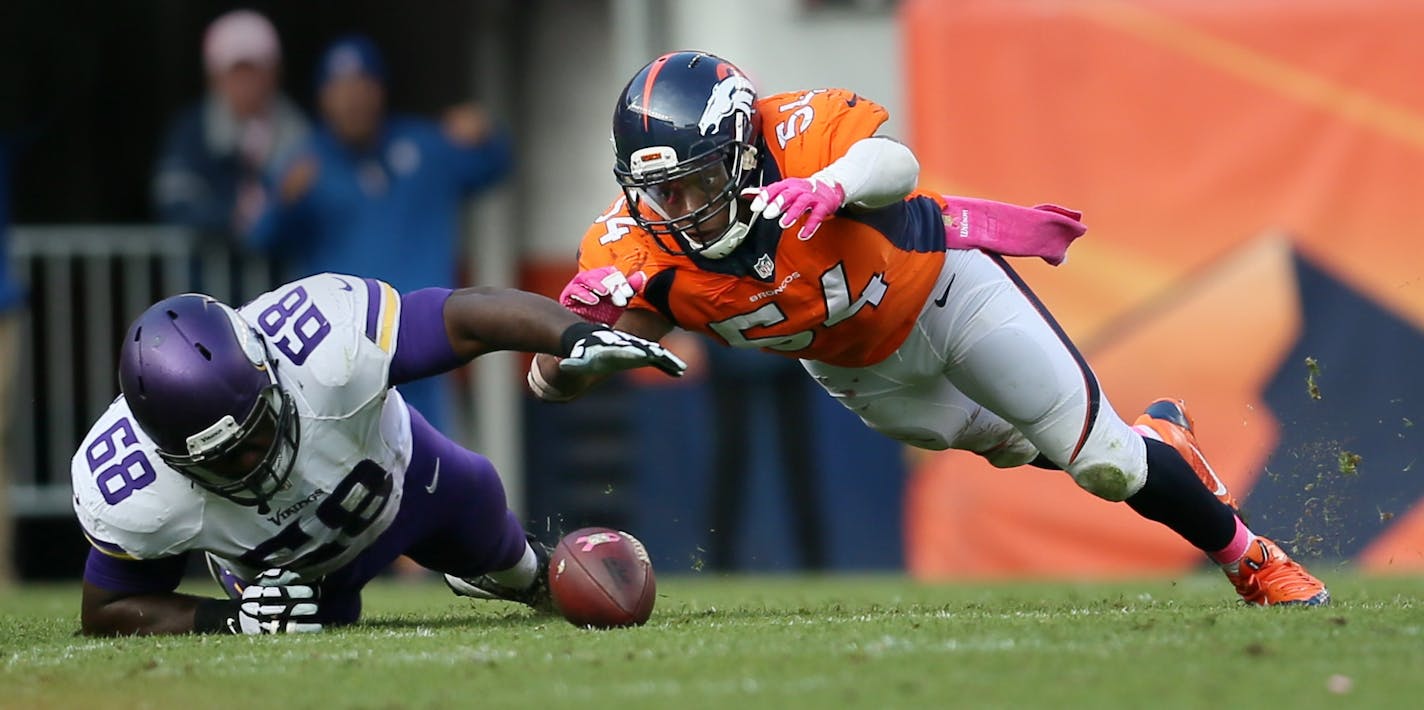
left=612, top=51, right=762, bottom=259
left=118, top=294, right=300, bottom=509
left=698, top=74, right=756, bottom=137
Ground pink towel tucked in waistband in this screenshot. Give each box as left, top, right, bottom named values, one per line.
left=941, top=196, right=1086, bottom=266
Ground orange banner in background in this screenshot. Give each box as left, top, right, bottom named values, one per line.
left=901, top=0, right=1424, bottom=578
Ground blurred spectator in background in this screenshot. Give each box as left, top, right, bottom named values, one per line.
left=703, top=345, right=826, bottom=571
left=248, top=34, right=513, bottom=433
left=151, top=9, right=309, bottom=240
left=0, top=135, right=26, bottom=588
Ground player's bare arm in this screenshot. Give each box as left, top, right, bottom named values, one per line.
left=440, top=285, right=683, bottom=379
left=80, top=581, right=207, bottom=636
left=81, top=565, right=321, bottom=636
left=441, top=285, right=593, bottom=359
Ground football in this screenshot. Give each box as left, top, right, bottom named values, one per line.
left=548, top=527, right=656, bottom=628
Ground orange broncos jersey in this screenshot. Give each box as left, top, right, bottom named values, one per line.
left=578, top=89, right=948, bottom=368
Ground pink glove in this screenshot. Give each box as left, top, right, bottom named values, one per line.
left=746, top=176, right=846, bottom=240
left=559, top=266, right=648, bottom=325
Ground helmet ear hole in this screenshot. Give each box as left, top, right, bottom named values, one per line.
left=739, top=144, right=759, bottom=173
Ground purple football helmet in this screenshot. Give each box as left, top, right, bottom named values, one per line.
left=118, top=294, right=299, bottom=507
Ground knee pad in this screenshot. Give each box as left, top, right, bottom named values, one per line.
left=1068, top=460, right=1147, bottom=502
left=1060, top=416, right=1149, bottom=501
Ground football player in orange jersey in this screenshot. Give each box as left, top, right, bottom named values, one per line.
left=536, top=51, right=1327, bottom=606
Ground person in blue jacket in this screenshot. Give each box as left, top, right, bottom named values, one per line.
left=249, top=34, right=514, bottom=433
left=152, top=10, right=309, bottom=238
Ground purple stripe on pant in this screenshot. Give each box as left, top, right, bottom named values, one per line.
left=315, top=406, right=528, bottom=624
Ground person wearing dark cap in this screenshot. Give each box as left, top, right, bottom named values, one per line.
left=247, top=34, right=513, bottom=433
left=152, top=9, right=310, bottom=237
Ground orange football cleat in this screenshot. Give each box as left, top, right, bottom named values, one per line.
left=1134, top=398, right=1239, bottom=510
left=1223, top=537, right=1331, bottom=606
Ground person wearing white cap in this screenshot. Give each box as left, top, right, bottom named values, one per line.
left=151, top=9, right=309, bottom=239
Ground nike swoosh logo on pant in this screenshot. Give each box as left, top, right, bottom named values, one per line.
left=933, top=274, right=957, bottom=308
left=425, top=458, right=441, bottom=494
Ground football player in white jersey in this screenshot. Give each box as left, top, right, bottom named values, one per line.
left=73, top=273, right=685, bottom=635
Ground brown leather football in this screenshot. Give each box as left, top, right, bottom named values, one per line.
left=549, top=527, right=656, bottom=628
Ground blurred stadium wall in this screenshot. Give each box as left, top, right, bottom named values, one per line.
left=901, top=0, right=1424, bottom=578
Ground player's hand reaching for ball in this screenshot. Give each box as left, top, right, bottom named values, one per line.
left=557, top=323, right=686, bottom=378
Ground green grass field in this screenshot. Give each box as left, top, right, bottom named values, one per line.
left=3, top=571, right=1421, bottom=709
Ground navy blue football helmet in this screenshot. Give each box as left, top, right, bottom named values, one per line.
left=118, top=294, right=298, bottom=507
left=612, top=51, right=761, bottom=259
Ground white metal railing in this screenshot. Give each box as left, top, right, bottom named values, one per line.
left=7, top=226, right=277, bottom=516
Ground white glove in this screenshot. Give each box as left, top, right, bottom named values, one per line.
left=558, top=324, right=686, bottom=378
left=235, top=568, right=322, bottom=634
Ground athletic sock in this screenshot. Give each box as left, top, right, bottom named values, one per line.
left=1208, top=515, right=1256, bottom=573
left=483, top=541, right=538, bottom=590
left=1125, top=438, right=1238, bottom=552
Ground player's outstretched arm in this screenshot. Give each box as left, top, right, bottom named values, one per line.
left=438, top=286, right=683, bottom=381
left=82, top=569, right=323, bottom=636
left=441, top=285, right=598, bottom=359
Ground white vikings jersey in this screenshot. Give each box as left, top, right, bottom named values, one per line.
left=71, top=274, right=413, bottom=581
